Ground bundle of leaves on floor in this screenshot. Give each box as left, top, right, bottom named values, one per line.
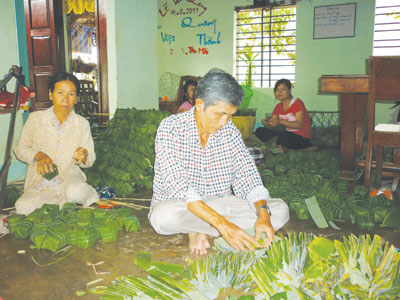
left=84, top=108, right=171, bottom=196
left=260, top=150, right=396, bottom=230
left=100, top=233, right=400, bottom=300
left=6, top=203, right=140, bottom=252
left=4, top=186, right=23, bottom=208
left=311, top=126, right=340, bottom=147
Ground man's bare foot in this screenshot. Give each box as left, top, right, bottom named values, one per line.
left=188, top=232, right=211, bottom=255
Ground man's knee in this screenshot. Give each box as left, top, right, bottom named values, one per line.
left=270, top=199, right=290, bottom=230
left=149, top=201, right=183, bottom=235
left=15, top=195, right=34, bottom=215
left=65, top=182, right=95, bottom=204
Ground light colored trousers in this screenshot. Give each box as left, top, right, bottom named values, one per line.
left=15, top=174, right=98, bottom=215
left=150, top=195, right=289, bottom=237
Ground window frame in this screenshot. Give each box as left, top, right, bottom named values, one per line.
left=373, top=1, right=400, bottom=56
left=235, top=4, right=296, bottom=88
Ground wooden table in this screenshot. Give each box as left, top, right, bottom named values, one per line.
left=320, top=75, right=369, bottom=182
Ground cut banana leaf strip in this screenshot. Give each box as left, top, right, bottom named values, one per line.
left=134, top=252, right=185, bottom=275
left=152, top=262, right=186, bottom=275
left=304, top=196, right=329, bottom=228
left=75, top=290, right=86, bottom=296
left=31, top=246, right=75, bottom=267
left=328, top=221, right=341, bottom=230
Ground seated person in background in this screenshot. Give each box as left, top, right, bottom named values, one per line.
left=177, top=80, right=198, bottom=113
left=149, top=69, right=289, bottom=255
left=14, top=72, right=99, bottom=215
left=255, top=78, right=312, bottom=150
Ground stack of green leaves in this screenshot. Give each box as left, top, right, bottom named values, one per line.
left=4, top=186, right=23, bottom=208
left=7, top=203, right=141, bottom=252
left=84, top=108, right=171, bottom=196
left=101, top=233, right=400, bottom=300
left=259, top=149, right=395, bottom=230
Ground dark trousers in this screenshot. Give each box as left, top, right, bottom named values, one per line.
left=255, top=127, right=312, bottom=150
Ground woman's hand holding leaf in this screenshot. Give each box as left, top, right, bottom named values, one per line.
left=34, top=151, right=53, bottom=175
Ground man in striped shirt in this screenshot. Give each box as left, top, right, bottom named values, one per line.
left=150, top=69, right=289, bottom=255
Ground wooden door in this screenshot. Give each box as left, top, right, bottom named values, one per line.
left=24, top=0, right=108, bottom=121
left=24, top=0, right=65, bottom=111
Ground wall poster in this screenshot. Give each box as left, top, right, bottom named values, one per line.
left=313, top=3, right=356, bottom=39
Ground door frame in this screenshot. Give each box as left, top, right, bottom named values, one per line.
left=24, top=0, right=109, bottom=125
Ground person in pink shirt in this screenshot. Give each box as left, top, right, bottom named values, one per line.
left=255, top=78, right=312, bottom=150
left=177, top=80, right=198, bottom=113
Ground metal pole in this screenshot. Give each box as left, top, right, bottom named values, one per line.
left=0, top=66, right=24, bottom=212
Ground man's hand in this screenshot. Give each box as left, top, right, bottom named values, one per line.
left=187, top=200, right=261, bottom=253
left=73, top=147, right=88, bottom=165
left=217, top=220, right=261, bottom=252
left=254, top=209, right=274, bottom=248
left=34, top=151, right=54, bottom=175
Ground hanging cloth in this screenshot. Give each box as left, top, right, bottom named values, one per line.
left=63, top=0, right=95, bottom=14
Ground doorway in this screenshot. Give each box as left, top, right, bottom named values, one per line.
left=63, top=0, right=109, bottom=127
left=23, top=0, right=108, bottom=126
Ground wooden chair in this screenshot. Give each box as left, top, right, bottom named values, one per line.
left=364, top=56, right=400, bottom=190
left=75, top=80, right=100, bottom=127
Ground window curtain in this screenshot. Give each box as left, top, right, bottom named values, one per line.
left=63, top=0, right=95, bottom=14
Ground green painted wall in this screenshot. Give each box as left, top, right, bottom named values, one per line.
left=0, top=0, right=26, bottom=181
left=295, top=0, right=374, bottom=111
left=249, top=0, right=377, bottom=127
left=157, top=0, right=392, bottom=126
left=115, top=0, right=158, bottom=110
left=157, top=0, right=249, bottom=99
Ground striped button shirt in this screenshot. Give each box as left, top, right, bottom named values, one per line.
left=150, top=107, right=269, bottom=214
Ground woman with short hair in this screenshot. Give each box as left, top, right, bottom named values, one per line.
left=14, top=71, right=98, bottom=215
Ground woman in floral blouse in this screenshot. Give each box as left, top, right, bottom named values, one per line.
left=14, top=72, right=98, bottom=215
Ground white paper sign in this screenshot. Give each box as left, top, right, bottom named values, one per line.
left=314, top=3, right=356, bottom=39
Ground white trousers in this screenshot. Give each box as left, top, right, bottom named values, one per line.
left=15, top=173, right=99, bottom=215
left=149, top=195, right=289, bottom=237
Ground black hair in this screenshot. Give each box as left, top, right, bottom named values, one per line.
left=196, top=68, right=243, bottom=109
left=181, top=80, right=198, bottom=104
left=274, top=78, right=292, bottom=93
left=48, top=71, right=80, bottom=96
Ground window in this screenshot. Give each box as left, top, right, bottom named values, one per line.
left=235, top=5, right=296, bottom=88
left=373, top=0, right=400, bottom=56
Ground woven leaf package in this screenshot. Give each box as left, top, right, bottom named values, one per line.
left=124, top=216, right=140, bottom=232
left=99, top=222, right=119, bottom=243
left=7, top=203, right=140, bottom=252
